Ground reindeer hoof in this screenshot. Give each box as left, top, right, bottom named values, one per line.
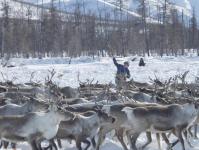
left=166, top=144, right=173, bottom=150
left=188, top=142, right=195, bottom=148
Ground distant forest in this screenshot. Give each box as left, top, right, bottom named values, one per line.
left=0, top=0, right=199, bottom=58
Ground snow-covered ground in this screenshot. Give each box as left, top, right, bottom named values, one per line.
left=2, top=55, right=199, bottom=150
left=1, top=54, right=199, bottom=88
left=8, top=132, right=199, bottom=150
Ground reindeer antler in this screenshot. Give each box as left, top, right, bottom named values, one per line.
left=45, top=69, right=56, bottom=85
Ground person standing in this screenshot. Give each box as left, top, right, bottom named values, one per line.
left=113, top=57, right=130, bottom=89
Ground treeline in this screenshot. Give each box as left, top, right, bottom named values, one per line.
left=0, top=0, right=199, bottom=58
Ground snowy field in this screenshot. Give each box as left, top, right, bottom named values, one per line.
left=2, top=55, right=199, bottom=150
left=2, top=55, right=199, bottom=88
left=12, top=133, right=199, bottom=150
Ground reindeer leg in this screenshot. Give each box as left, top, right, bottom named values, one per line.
left=116, top=128, right=128, bottom=150
left=156, top=133, right=162, bottom=150
left=183, top=130, right=194, bottom=148
left=141, top=132, right=152, bottom=149
left=126, top=131, right=139, bottom=150
left=179, top=132, right=185, bottom=150
left=126, top=131, right=133, bottom=150
left=167, top=129, right=179, bottom=149
left=96, top=134, right=105, bottom=150
left=57, top=138, right=62, bottom=148
left=171, top=140, right=179, bottom=149
left=167, top=132, right=172, bottom=138
left=96, top=128, right=107, bottom=150
left=43, top=145, right=52, bottom=150
left=187, top=126, right=194, bottom=137
left=35, top=140, right=43, bottom=150
left=3, top=140, right=9, bottom=149
left=11, top=143, right=17, bottom=150
left=76, top=140, right=82, bottom=150
left=83, top=139, right=91, bottom=150
left=0, top=141, right=2, bottom=148
left=43, top=139, right=54, bottom=150
left=194, top=124, right=198, bottom=139
left=162, top=133, right=173, bottom=150
left=50, top=139, right=58, bottom=150
left=29, top=140, right=39, bottom=150
left=174, top=128, right=185, bottom=150
left=131, top=133, right=140, bottom=150
left=75, top=136, right=84, bottom=150
left=91, top=137, right=96, bottom=148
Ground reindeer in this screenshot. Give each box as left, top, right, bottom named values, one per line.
left=0, top=104, right=75, bottom=150
left=0, top=92, right=35, bottom=105
left=46, top=110, right=115, bottom=150
left=0, top=98, right=48, bottom=116
left=98, top=102, right=198, bottom=150
left=127, top=79, right=153, bottom=90
left=43, top=69, right=80, bottom=101
left=0, top=86, right=7, bottom=93
left=121, top=103, right=198, bottom=150
left=123, top=90, right=157, bottom=103
left=60, top=86, right=79, bottom=99
left=95, top=102, right=162, bottom=150
left=58, top=98, right=89, bottom=106
left=65, top=103, right=156, bottom=150
left=186, top=109, right=199, bottom=143
left=0, top=98, right=49, bottom=149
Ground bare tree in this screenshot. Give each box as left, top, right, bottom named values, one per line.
left=1, top=0, right=10, bottom=57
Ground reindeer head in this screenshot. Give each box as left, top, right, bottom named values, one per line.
left=121, top=107, right=134, bottom=120
left=44, top=69, right=64, bottom=100
left=48, top=103, right=75, bottom=121
left=96, top=109, right=115, bottom=125
left=182, top=103, right=199, bottom=118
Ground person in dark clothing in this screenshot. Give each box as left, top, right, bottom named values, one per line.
left=139, top=58, right=145, bottom=66
left=113, top=57, right=130, bottom=89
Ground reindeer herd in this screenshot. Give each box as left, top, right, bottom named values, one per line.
left=0, top=70, right=199, bottom=150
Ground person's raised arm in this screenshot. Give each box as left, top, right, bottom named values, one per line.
left=113, top=57, right=118, bottom=67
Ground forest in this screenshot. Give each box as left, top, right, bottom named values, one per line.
left=0, top=0, right=199, bottom=58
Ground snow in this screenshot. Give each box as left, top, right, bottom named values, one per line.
left=2, top=54, right=199, bottom=88
left=8, top=132, right=199, bottom=150
left=2, top=55, right=199, bottom=149
left=0, top=0, right=44, bottom=20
